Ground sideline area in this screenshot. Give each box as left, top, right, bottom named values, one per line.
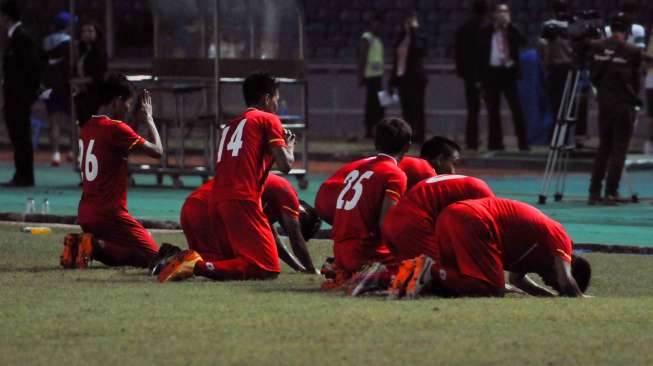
left=0, top=162, right=652, bottom=247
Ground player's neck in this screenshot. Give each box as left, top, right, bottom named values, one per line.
left=95, top=105, right=115, bottom=120
left=377, top=153, right=401, bottom=165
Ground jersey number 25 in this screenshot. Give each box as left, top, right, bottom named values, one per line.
left=336, top=170, right=374, bottom=211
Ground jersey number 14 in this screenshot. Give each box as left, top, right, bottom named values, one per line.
left=217, top=119, right=247, bottom=162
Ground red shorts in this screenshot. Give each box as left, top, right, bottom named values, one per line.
left=79, top=210, right=158, bottom=268
left=209, top=199, right=280, bottom=273
left=383, top=204, right=437, bottom=262
left=334, top=239, right=395, bottom=273
left=180, top=197, right=223, bottom=261
left=436, top=203, right=504, bottom=291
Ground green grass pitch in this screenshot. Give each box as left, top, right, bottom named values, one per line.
left=2, top=223, right=653, bottom=366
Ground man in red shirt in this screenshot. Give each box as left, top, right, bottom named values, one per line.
left=390, top=198, right=591, bottom=298
left=327, top=118, right=412, bottom=286
left=168, top=174, right=320, bottom=274
left=159, top=72, right=296, bottom=282
left=60, top=74, right=163, bottom=269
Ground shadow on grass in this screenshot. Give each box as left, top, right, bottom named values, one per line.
left=0, top=265, right=106, bottom=273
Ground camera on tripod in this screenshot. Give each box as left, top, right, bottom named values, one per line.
left=541, top=9, right=604, bottom=64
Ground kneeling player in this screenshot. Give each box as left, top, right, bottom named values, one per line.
left=159, top=72, right=296, bottom=282
left=390, top=198, right=591, bottom=298
left=328, top=118, right=411, bottom=285
left=165, top=174, right=320, bottom=275
left=60, top=74, right=163, bottom=269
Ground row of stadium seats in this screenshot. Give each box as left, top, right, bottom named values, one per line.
left=17, top=0, right=653, bottom=62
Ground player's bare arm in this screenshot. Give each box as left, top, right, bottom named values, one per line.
left=281, top=212, right=318, bottom=274
left=272, top=128, right=295, bottom=174
left=132, top=89, right=163, bottom=158
left=271, top=224, right=305, bottom=272
left=378, top=196, right=398, bottom=228
left=552, top=257, right=587, bottom=297
left=508, top=272, right=557, bottom=297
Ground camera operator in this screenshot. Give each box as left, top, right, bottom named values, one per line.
left=588, top=13, right=648, bottom=205
left=604, top=1, right=646, bottom=49
left=538, top=0, right=574, bottom=136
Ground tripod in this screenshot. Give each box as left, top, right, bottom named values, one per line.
left=538, top=68, right=583, bottom=205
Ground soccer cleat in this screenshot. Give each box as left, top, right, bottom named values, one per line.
left=157, top=250, right=203, bottom=283
left=347, top=262, right=389, bottom=297
left=405, top=255, right=435, bottom=300
left=149, top=243, right=183, bottom=276
left=75, top=233, right=95, bottom=269
left=60, top=233, right=79, bottom=269
left=387, top=258, right=416, bottom=300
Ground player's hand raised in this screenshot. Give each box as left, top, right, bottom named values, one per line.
left=136, top=89, right=153, bottom=120
left=284, top=128, right=296, bottom=146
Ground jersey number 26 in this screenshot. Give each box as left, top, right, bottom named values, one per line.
left=78, top=139, right=98, bottom=182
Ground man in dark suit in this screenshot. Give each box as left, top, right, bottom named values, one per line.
left=477, top=3, right=529, bottom=151
left=1, top=0, right=41, bottom=186
left=390, top=13, right=427, bottom=143
left=455, top=0, right=488, bottom=151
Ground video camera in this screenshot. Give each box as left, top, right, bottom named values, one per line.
left=541, top=9, right=604, bottom=42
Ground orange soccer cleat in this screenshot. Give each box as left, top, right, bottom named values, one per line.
left=60, top=233, right=79, bottom=269
left=320, top=269, right=351, bottom=291
left=388, top=258, right=416, bottom=299
left=75, top=233, right=95, bottom=269
left=157, top=250, right=203, bottom=283
left=404, top=255, right=435, bottom=300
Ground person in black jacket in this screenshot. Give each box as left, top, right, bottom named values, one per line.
left=390, top=13, right=427, bottom=143
left=74, top=21, right=108, bottom=124
left=477, top=3, right=529, bottom=151
left=1, top=0, right=41, bottom=187
left=455, top=0, right=489, bottom=151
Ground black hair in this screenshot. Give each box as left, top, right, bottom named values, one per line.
left=0, top=0, right=20, bottom=22
left=243, top=72, right=279, bottom=106
left=374, top=118, right=412, bottom=155
left=98, top=73, right=133, bottom=107
left=298, top=200, right=322, bottom=241
left=472, top=0, right=488, bottom=15
left=621, top=1, right=639, bottom=14
left=552, top=0, right=568, bottom=14
left=420, top=136, right=461, bottom=161
left=611, top=12, right=631, bottom=33
left=571, top=254, right=591, bottom=293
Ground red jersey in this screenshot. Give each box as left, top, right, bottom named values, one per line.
left=78, top=116, right=145, bottom=216
left=262, top=174, right=300, bottom=224
left=399, top=156, right=436, bottom=190
left=332, top=154, right=407, bottom=243
left=314, top=157, right=375, bottom=224
left=212, top=108, right=286, bottom=203
left=393, top=175, right=495, bottom=224
left=186, top=175, right=298, bottom=224
left=462, top=198, right=574, bottom=275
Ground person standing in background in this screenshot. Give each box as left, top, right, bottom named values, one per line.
left=0, top=0, right=41, bottom=187
left=75, top=21, right=107, bottom=125
left=390, top=13, right=427, bottom=143
left=359, top=13, right=385, bottom=139
left=477, top=3, right=529, bottom=151
left=42, top=11, right=72, bottom=167
left=455, top=0, right=488, bottom=151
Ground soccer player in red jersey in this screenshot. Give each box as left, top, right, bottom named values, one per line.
left=60, top=74, right=163, bottom=269
left=328, top=118, right=412, bottom=283
left=390, top=198, right=591, bottom=299
left=159, top=72, right=296, bottom=282
left=174, top=174, right=320, bottom=274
